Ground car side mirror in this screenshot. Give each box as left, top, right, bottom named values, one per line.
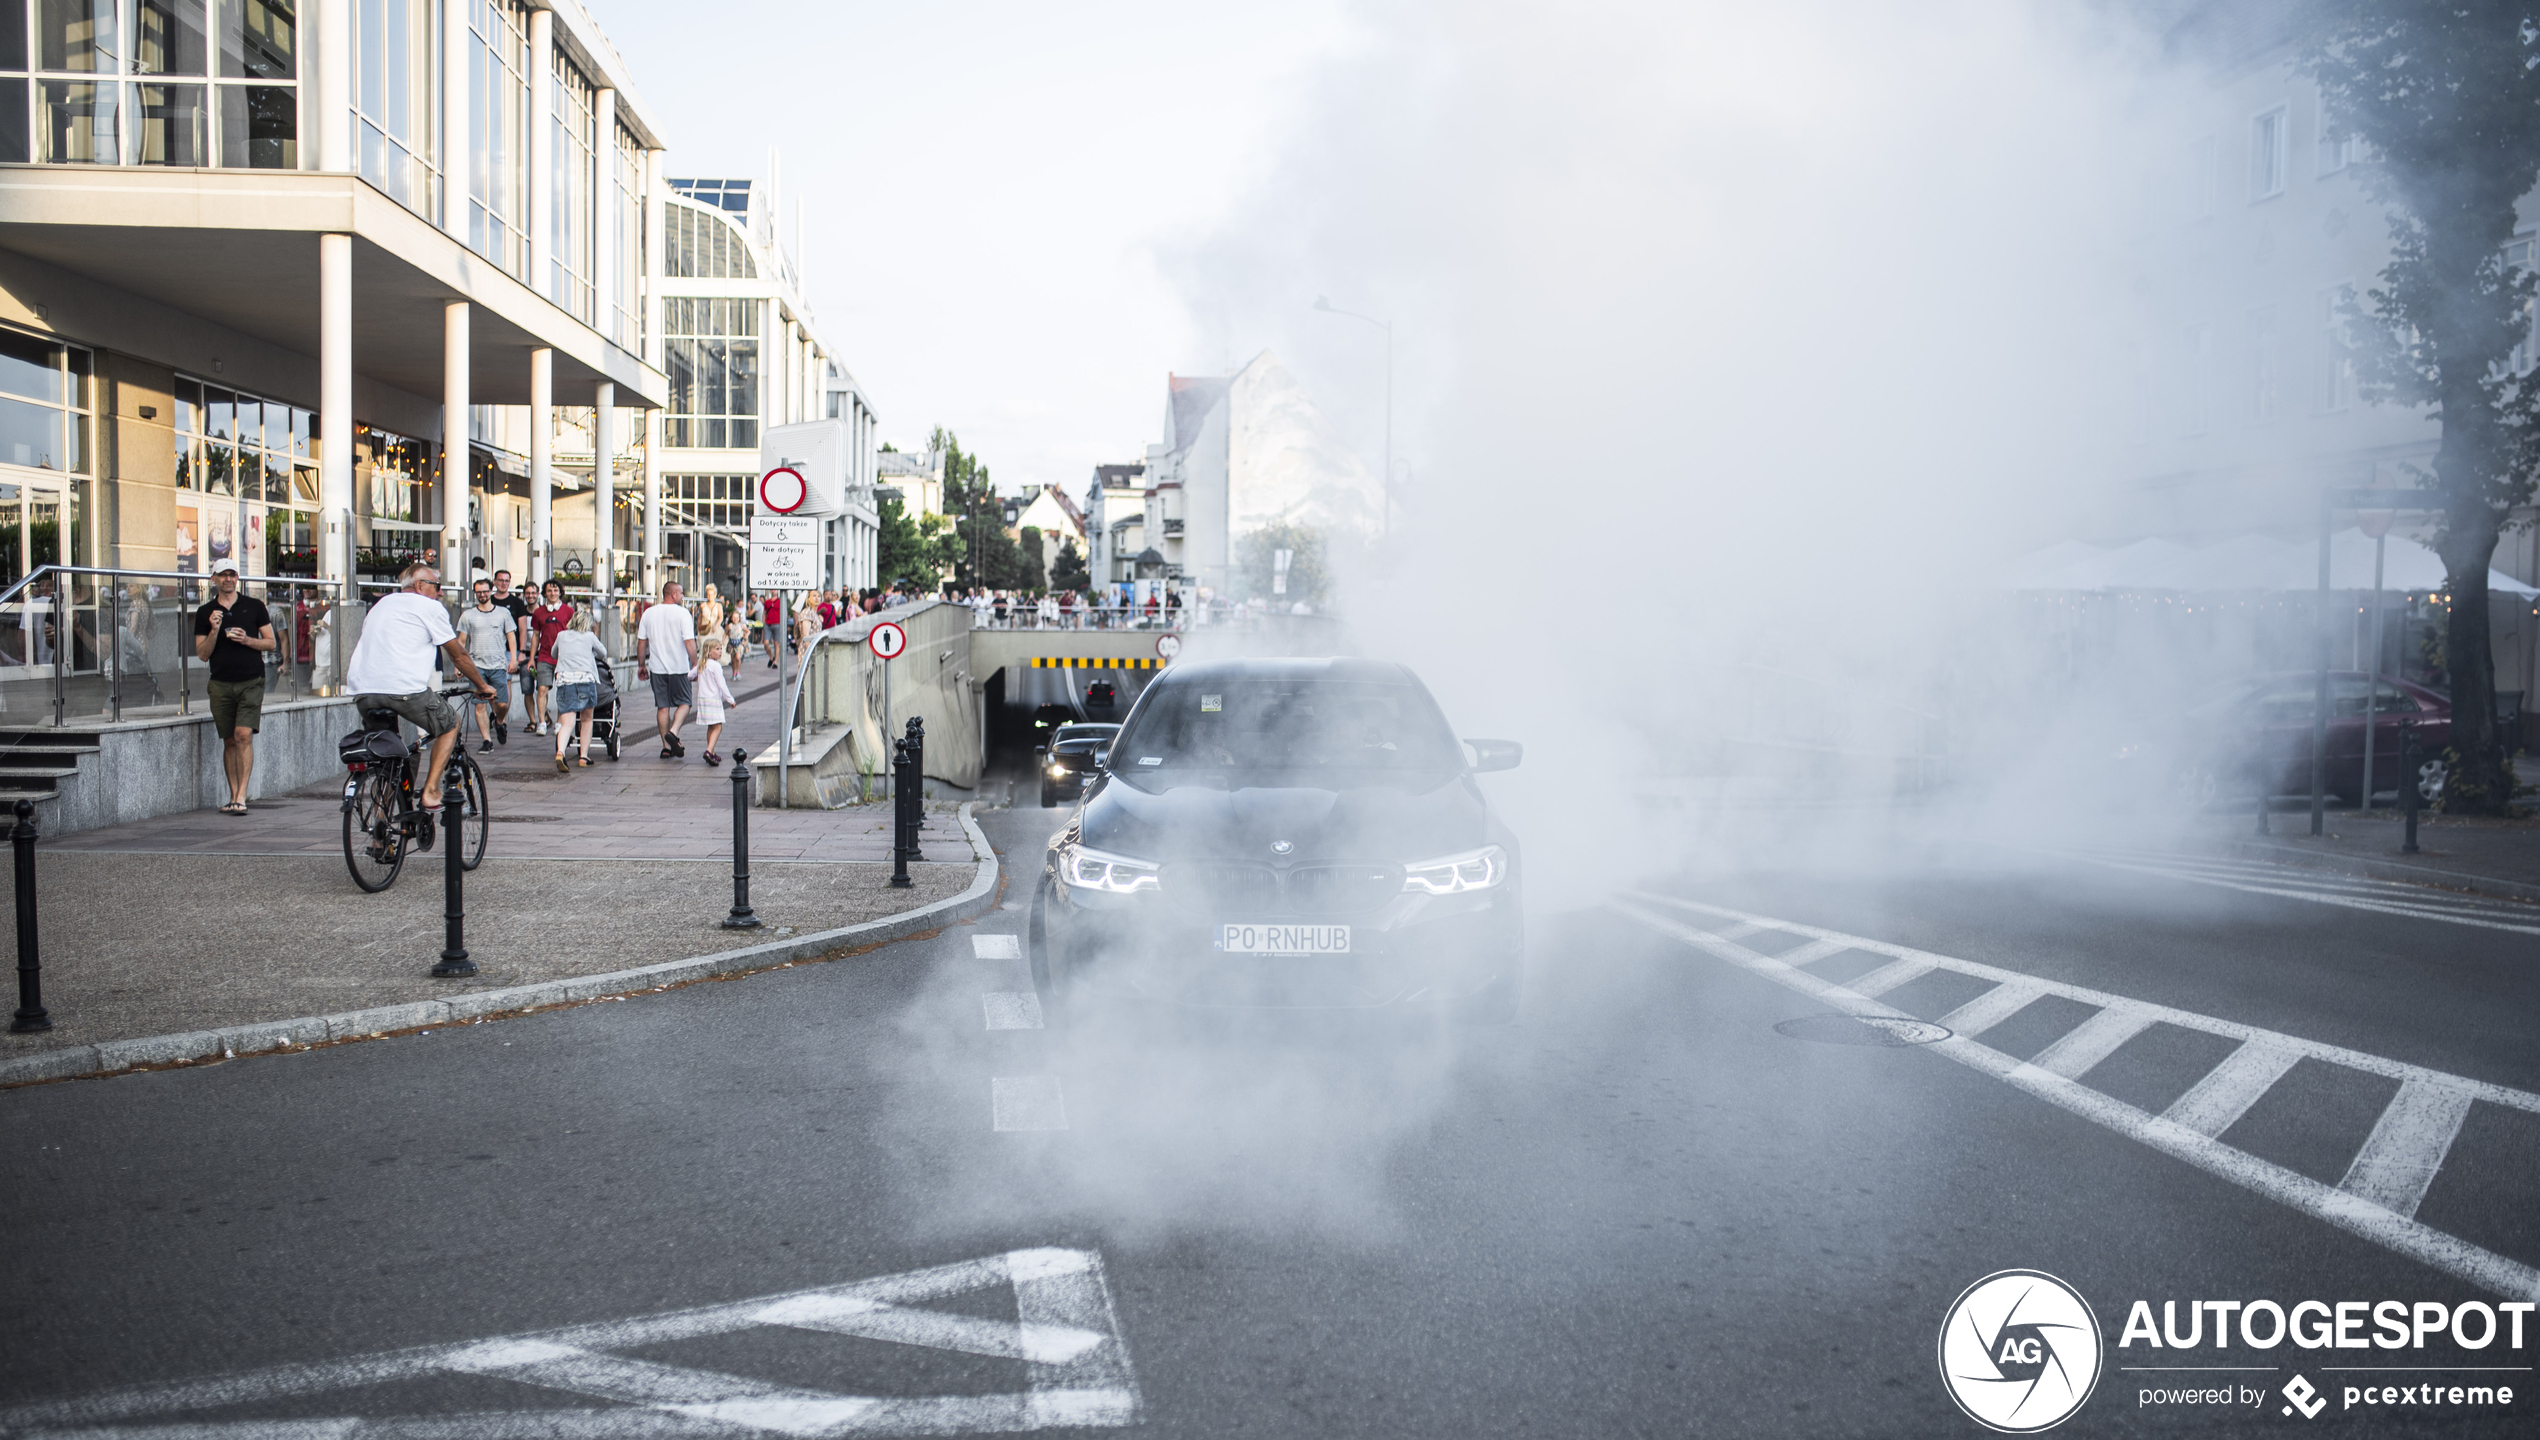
left=1092, top=744, right=1112, bottom=770
left=1463, top=738, right=1522, bottom=773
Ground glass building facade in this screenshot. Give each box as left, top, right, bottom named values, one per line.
left=0, top=0, right=298, bottom=167
left=465, top=0, right=526, bottom=279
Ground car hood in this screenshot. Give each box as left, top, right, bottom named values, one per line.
left=1080, top=771, right=1490, bottom=864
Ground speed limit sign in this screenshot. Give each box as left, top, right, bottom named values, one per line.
left=868, top=621, right=908, bottom=661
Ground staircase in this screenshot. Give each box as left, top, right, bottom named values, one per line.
left=0, top=728, right=101, bottom=811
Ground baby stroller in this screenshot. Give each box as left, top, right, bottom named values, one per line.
left=585, top=659, right=625, bottom=761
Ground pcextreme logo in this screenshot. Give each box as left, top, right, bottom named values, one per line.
left=1939, top=1270, right=2105, bottom=1433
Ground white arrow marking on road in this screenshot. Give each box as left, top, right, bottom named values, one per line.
left=0, top=1249, right=1139, bottom=1437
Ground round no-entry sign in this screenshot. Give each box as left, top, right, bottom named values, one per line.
left=1156, top=633, right=1182, bottom=658
left=868, top=621, right=908, bottom=661
left=759, top=466, right=808, bottom=514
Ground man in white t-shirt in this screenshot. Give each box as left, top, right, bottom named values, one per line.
left=344, top=563, right=496, bottom=810
left=635, top=580, right=700, bottom=760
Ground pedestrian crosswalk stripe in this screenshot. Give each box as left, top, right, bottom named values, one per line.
left=2064, top=848, right=2540, bottom=934
left=972, top=933, right=1022, bottom=960
left=0, top=1248, right=1141, bottom=1435
left=984, top=991, right=1045, bottom=1031
left=1614, top=891, right=2540, bottom=1304
left=993, top=1075, right=1069, bottom=1131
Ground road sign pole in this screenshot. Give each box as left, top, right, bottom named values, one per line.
left=881, top=655, right=890, bottom=801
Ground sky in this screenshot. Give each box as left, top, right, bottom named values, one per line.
left=594, top=0, right=1366, bottom=498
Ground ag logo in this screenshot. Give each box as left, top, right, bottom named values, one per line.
left=1938, top=1270, right=2103, bottom=1432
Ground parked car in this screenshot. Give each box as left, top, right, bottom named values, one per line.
left=2155, top=671, right=2452, bottom=807
left=1031, top=657, right=1526, bottom=1024
left=1038, top=722, right=1120, bottom=807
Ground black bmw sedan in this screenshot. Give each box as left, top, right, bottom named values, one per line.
left=1030, top=657, right=1524, bottom=1022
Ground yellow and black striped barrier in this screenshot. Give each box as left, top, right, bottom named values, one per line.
left=1030, top=657, right=1166, bottom=669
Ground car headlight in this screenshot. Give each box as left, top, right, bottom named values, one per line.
left=1048, top=761, right=1070, bottom=777
left=1402, top=844, right=1508, bottom=895
left=1058, top=842, right=1160, bottom=894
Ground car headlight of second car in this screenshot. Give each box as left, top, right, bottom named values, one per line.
left=1059, top=842, right=1161, bottom=894
left=1402, top=844, right=1508, bottom=895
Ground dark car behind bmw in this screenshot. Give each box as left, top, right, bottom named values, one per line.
left=1037, top=722, right=1121, bottom=807
left=1031, top=657, right=1524, bottom=1023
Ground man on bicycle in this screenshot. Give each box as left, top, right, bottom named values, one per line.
left=344, top=562, right=495, bottom=811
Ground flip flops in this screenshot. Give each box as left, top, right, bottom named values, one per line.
left=219, top=801, right=247, bottom=816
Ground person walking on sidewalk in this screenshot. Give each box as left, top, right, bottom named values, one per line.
left=549, top=609, right=608, bottom=770
left=694, top=634, right=737, bottom=767
left=344, top=563, right=494, bottom=812
left=457, top=579, right=518, bottom=751
left=760, top=591, right=782, bottom=668
left=637, top=579, right=699, bottom=760
left=527, top=579, right=572, bottom=735
left=192, top=564, right=275, bottom=816
left=491, top=568, right=533, bottom=731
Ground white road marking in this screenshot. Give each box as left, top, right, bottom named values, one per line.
left=0, top=1249, right=1140, bottom=1437
left=972, top=933, right=1023, bottom=960
left=1937, top=980, right=2049, bottom=1038
left=2162, top=1040, right=2305, bottom=1138
left=2340, top=1080, right=2478, bottom=1221
left=1615, top=892, right=2540, bottom=1303
left=2063, top=850, right=2540, bottom=936
left=983, top=992, right=1045, bottom=1031
left=992, top=1076, right=1069, bottom=1132
left=2027, top=1004, right=2158, bottom=1081
left=1847, top=955, right=1936, bottom=998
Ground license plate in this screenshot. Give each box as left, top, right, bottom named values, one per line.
left=1216, top=923, right=1351, bottom=955
left=343, top=779, right=358, bottom=798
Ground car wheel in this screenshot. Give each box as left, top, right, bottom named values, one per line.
left=2418, top=755, right=2449, bottom=806
left=1028, top=880, right=1068, bottom=1030
left=1039, top=783, right=1056, bottom=808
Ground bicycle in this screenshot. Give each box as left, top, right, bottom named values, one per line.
left=339, top=688, right=491, bottom=892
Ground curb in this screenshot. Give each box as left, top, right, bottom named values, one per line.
left=2218, top=838, right=2540, bottom=905
left=0, top=803, right=1001, bottom=1088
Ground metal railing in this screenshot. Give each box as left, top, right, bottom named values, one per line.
left=0, top=566, right=359, bottom=729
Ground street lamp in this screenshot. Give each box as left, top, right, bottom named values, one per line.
left=1314, top=295, right=1391, bottom=538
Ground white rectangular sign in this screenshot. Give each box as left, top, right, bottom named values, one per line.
left=748, top=515, right=821, bottom=590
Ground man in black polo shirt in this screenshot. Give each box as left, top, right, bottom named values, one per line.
left=192, top=565, right=276, bottom=816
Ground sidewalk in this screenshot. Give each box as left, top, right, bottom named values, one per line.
left=48, top=659, right=967, bottom=863
left=2, top=656, right=999, bottom=1081
left=2199, top=808, right=2540, bottom=902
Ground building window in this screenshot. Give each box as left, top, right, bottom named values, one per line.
left=0, top=0, right=292, bottom=166
left=2183, top=324, right=2212, bottom=436
left=171, top=373, right=309, bottom=500
left=2248, top=308, right=2279, bottom=421
left=663, top=199, right=756, bottom=279
left=662, top=297, right=759, bottom=450
left=466, top=0, right=528, bottom=280
left=667, top=473, right=750, bottom=531
left=612, top=119, right=640, bottom=348
left=2507, top=237, right=2537, bottom=375
left=0, top=327, right=89, bottom=473
left=2318, top=285, right=2357, bottom=411
left=2317, top=107, right=2362, bottom=175
left=352, top=0, right=434, bottom=213
left=2250, top=105, right=2287, bottom=201
left=548, top=51, right=595, bottom=323
left=668, top=176, right=747, bottom=213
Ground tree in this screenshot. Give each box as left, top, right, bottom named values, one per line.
left=1049, top=536, right=1091, bottom=593
left=875, top=493, right=926, bottom=588
left=1233, top=520, right=1330, bottom=609
left=930, top=425, right=1037, bottom=592
left=2301, top=3, right=2540, bottom=812
left=1017, top=525, right=1047, bottom=592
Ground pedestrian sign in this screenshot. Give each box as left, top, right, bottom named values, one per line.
left=869, top=620, right=908, bottom=661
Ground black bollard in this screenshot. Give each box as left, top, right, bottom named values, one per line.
left=2401, top=720, right=2421, bottom=856
left=2253, top=764, right=2269, bottom=836
left=10, top=799, right=49, bottom=1033
left=906, top=716, right=929, bottom=864
left=899, top=731, right=929, bottom=888
left=724, top=748, right=761, bottom=928
left=432, top=776, right=476, bottom=977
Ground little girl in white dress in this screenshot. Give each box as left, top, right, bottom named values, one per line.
left=694, top=634, right=738, bottom=767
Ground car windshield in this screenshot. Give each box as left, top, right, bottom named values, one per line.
left=1054, top=725, right=1116, bottom=742
left=1111, top=679, right=1463, bottom=777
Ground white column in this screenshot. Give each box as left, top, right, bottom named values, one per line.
left=441, top=0, right=469, bottom=235
left=593, top=382, right=616, bottom=603
left=316, top=0, right=352, bottom=173
left=528, top=6, right=554, bottom=298
left=319, top=234, right=353, bottom=587
left=529, top=346, right=553, bottom=583
left=642, top=407, right=662, bottom=596
left=591, top=87, right=615, bottom=338
left=443, top=302, right=471, bottom=581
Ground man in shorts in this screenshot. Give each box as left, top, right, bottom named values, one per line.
left=635, top=579, right=698, bottom=759
left=490, top=568, right=533, bottom=739
left=192, top=564, right=276, bottom=816
left=345, top=563, right=496, bottom=810
left=457, top=579, right=519, bottom=752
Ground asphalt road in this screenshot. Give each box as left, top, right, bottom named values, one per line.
left=0, top=805, right=2533, bottom=1438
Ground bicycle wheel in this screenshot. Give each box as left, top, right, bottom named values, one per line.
left=343, top=770, right=407, bottom=892
left=453, top=751, right=491, bottom=870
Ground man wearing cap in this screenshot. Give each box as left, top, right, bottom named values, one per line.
left=193, top=564, right=276, bottom=816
